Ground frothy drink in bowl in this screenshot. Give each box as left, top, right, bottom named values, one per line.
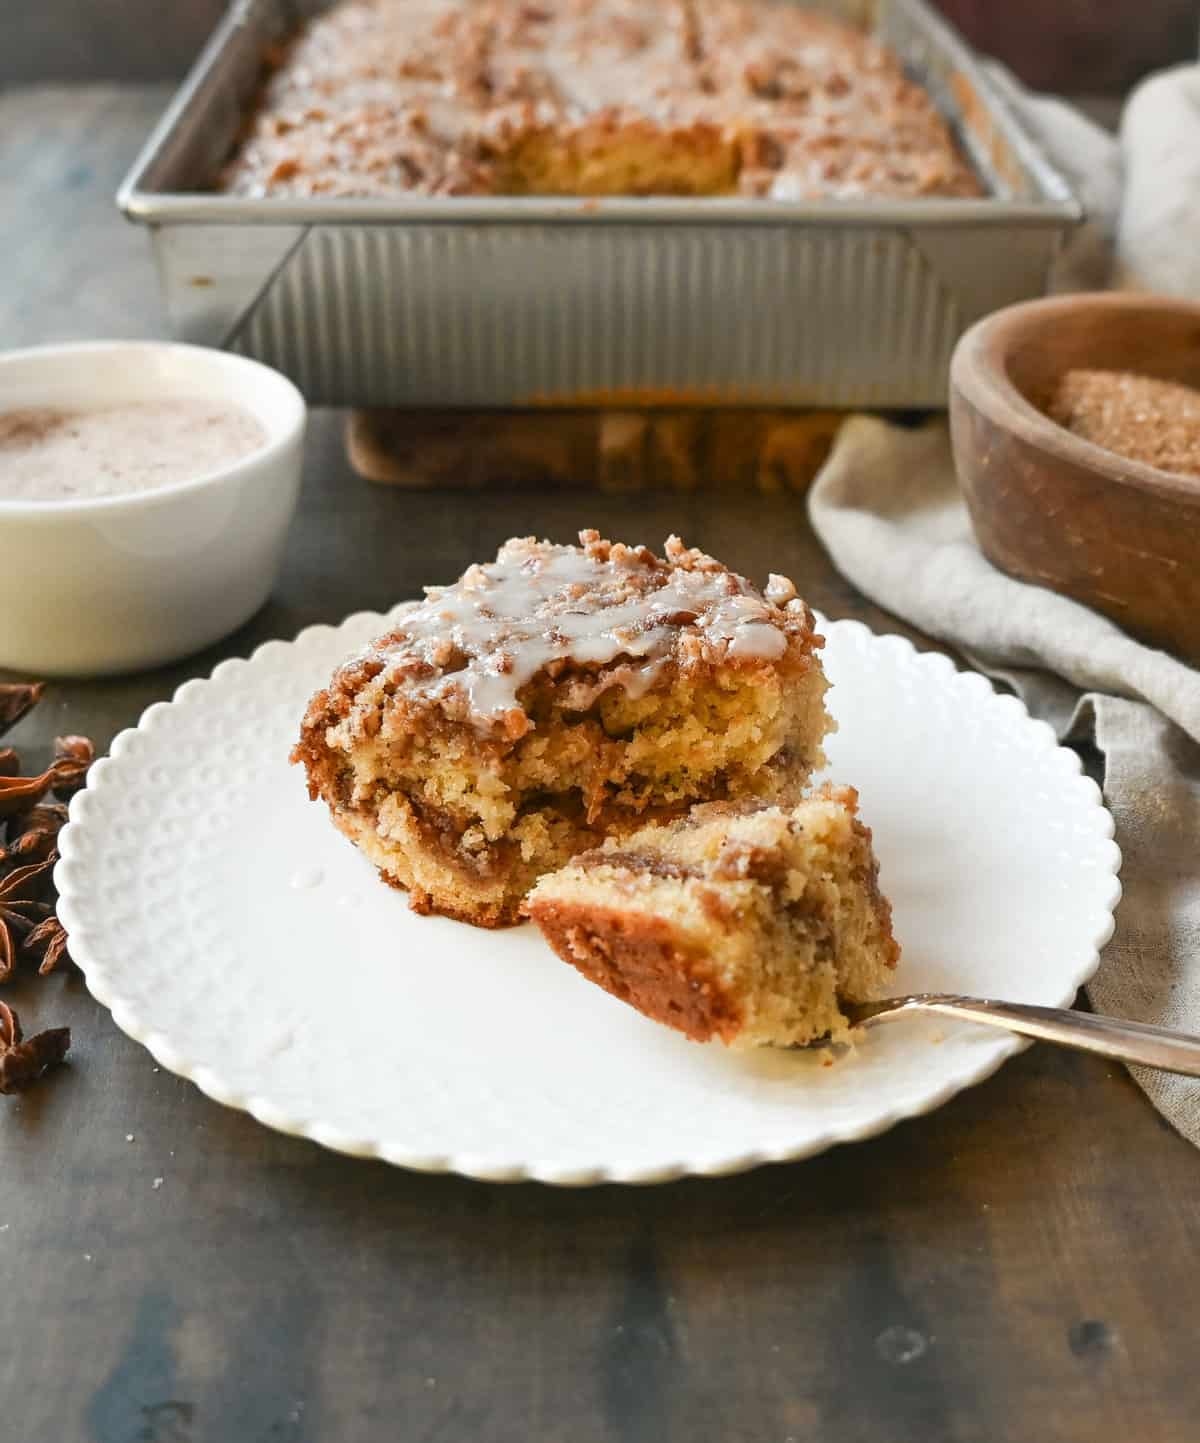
left=0, top=340, right=306, bottom=676
left=0, top=398, right=267, bottom=501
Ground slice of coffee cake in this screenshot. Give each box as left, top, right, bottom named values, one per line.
left=524, top=786, right=899, bottom=1045
left=293, top=531, right=831, bottom=927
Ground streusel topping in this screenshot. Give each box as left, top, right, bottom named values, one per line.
left=352, top=530, right=816, bottom=727
left=220, top=0, right=980, bottom=200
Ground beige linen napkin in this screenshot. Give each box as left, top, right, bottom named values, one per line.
left=808, top=65, right=1200, bottom=1144
left=1115, top=65, right=1200, bottom=296
left=809, top=420, right=1200, bottom=1143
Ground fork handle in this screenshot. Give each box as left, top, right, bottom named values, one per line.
left=876, top=994, right=1200, bottom=1078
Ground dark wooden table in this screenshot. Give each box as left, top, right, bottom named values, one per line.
left=3, top=86, right=1199, bottom=1443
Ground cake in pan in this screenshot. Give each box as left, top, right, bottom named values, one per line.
left=525, top=784, right=899, bottom=1046
left=292, top=531, right=831, bottom=926
left=221, top=0, right=981, bottom=201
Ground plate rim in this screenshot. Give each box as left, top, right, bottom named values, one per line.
left=55, top=610, right=1123, bottom=1186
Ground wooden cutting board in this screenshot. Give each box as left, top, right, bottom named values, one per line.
left=346, top=408, right=847, bottom=492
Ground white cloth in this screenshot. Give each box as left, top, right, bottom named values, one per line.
left=1116, top=66, right=1200, bottom=296
left=808, top=65, right=1200, bottom=1145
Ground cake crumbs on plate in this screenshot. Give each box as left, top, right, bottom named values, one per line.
left=1047, top=368, right=1200, bottom=478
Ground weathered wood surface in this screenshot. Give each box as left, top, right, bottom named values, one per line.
left=1, top=86, right=1199, bottom=1443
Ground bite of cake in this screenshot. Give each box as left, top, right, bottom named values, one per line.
left=293, top=530, right=831, bottom=926
left=524, top=785, right=899, bottom=1047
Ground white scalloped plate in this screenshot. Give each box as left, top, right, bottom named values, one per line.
left=55, top=613, right=1121, bottom=1185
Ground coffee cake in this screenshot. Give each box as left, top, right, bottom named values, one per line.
left=221, top=0, right=981, bottom=201
left=293, top=531, right=831, bottom=926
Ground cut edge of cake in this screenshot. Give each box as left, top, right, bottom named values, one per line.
left=523, top=784, right=900, bottom=1046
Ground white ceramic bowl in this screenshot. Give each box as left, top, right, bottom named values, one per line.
left=0, top=341, right=306, bottom=676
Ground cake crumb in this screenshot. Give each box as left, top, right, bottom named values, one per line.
left=1047, top=368, right=1200, bottom=478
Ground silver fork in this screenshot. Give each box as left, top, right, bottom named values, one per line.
left=845, top=994, right=1200, bottom=1077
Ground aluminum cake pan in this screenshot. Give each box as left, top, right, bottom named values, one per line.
left=118, top=0, right=1081, bottom=408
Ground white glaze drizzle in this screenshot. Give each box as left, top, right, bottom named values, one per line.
left=362, top=537, right=795, bottom=725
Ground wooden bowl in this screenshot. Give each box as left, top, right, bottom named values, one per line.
left=949, top=292, right=1200, bottom=663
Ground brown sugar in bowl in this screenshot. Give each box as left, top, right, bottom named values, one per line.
left=949, top=292, right=1200, bottom=664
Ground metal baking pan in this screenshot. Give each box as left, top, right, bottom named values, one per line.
left=118, top=0, right=1080, bottom=408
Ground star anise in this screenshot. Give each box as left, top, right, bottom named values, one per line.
left=0, top=851, right=59, bottom=983
left=0, top=999, right=70, bottom=1094
left=0, top=767, right=57, bottom=819
left=0, top=802, right=66, bottom=864
left=24, top=916, right=71, bottom=976
left=0, top=734, right=97, bottom=821
left=9, top=802, right=68, bottom=836
left=0, top=901, right=53, bottom=983
left=50, top=736, right=95, bottom=799
left=0, top=682, right=89, bottom=1094
left=0, top=851, right=57, bottom=904
left=0, top=1000, right=19, bottom=1045
left=0, top=683, right=44, bottom=738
